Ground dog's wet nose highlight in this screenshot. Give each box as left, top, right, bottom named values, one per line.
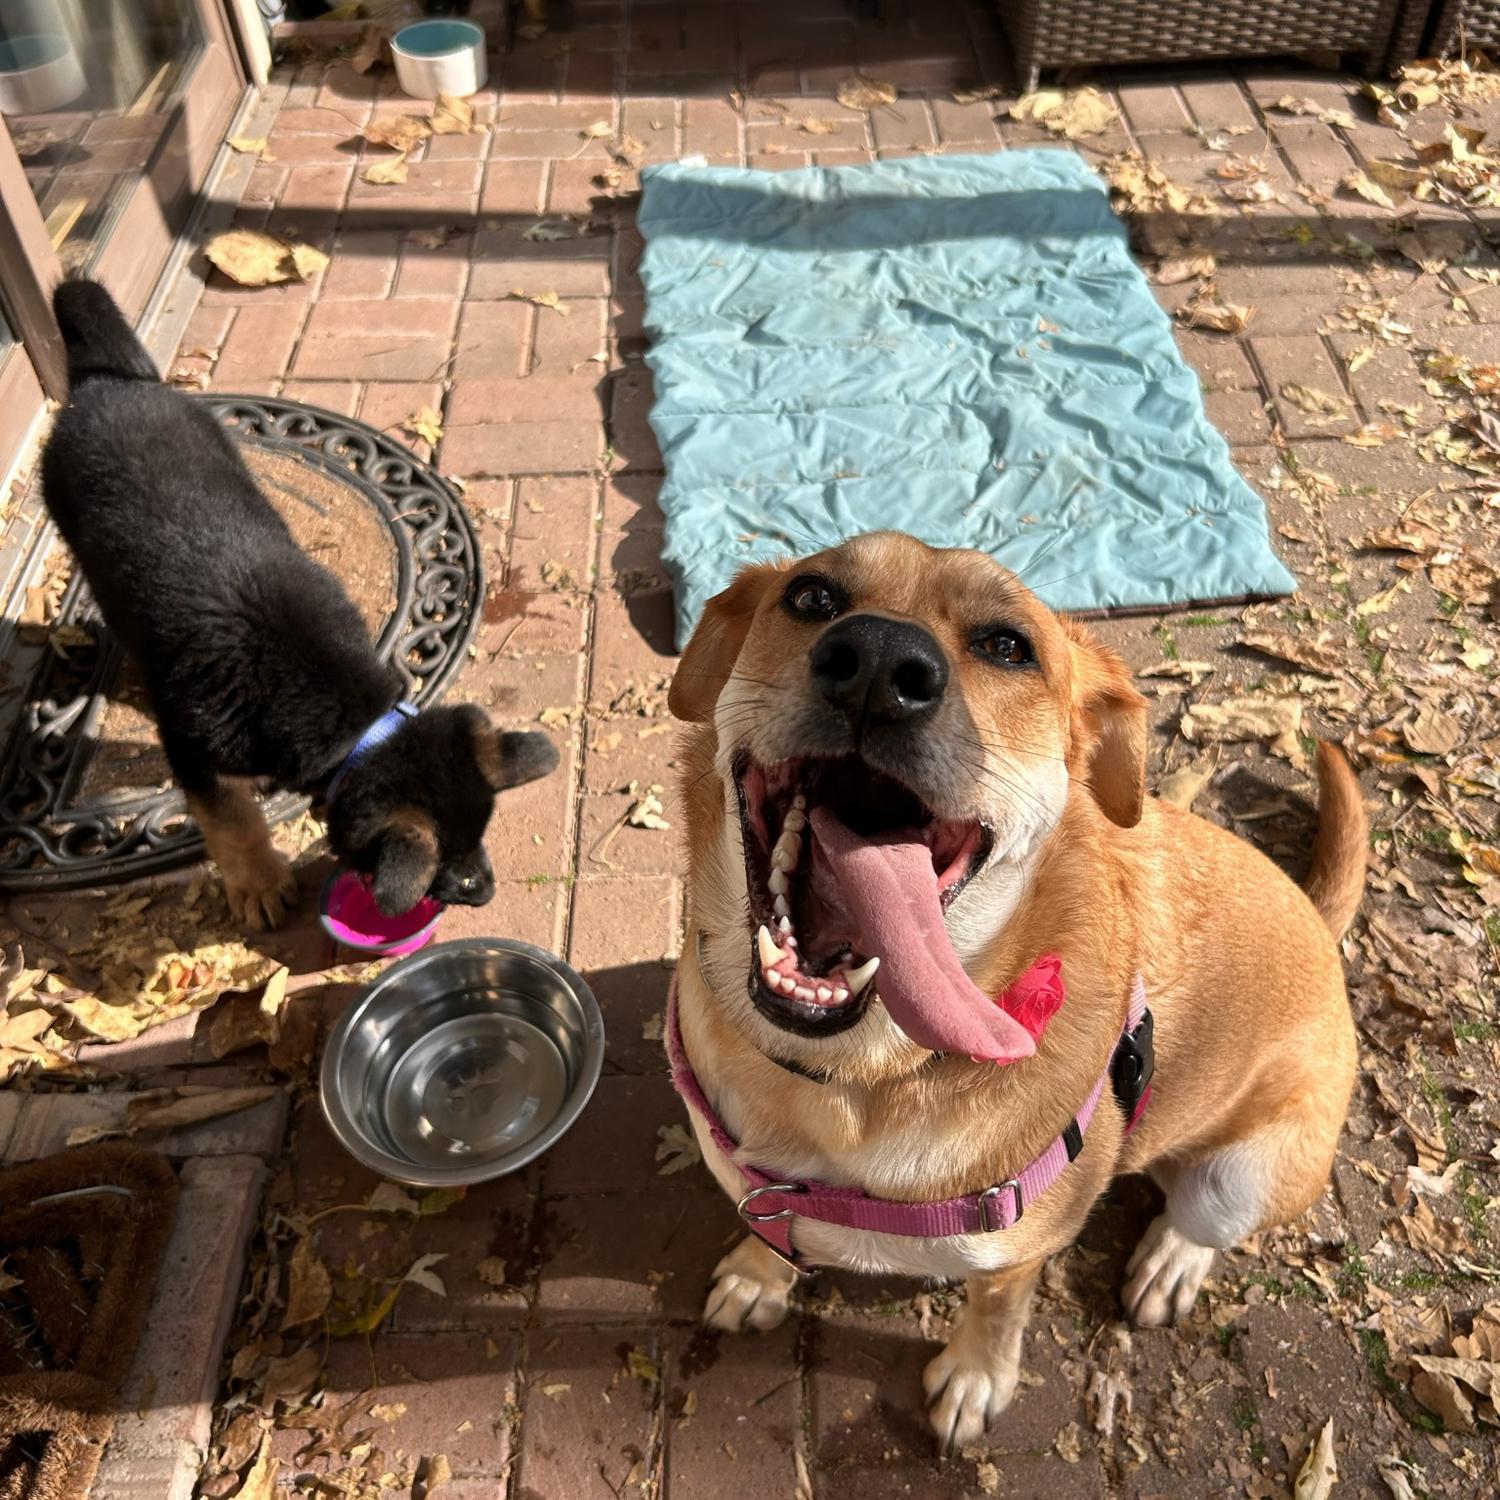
left=811, top=614, right=948, bottom=727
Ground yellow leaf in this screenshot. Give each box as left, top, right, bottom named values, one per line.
left=510, top=289, right=570, bottom=316
left=361, top=152, right=408, bottom=185
left=1342, top=170, right=1396, bottom=209
left=231, top=1434, right=279, bottom=1500
left=1293, top=1419, right=1337, bottom=1500
left=1011, top=87, right=1117, bottom=138
left=403, top=405, right=445, bottom=445
left=415, top=1453, right=453, bottom=1498
left=364, top=115, right=431, bottom=153
left=626, top=1345, right=660, bottom=1383
left=227, top=135, right=272, bottom=160
left=430, top=91, right=474, bottom=135
left=836, top=75, right=899, bottom=112
left=476, top=1256, right=508, bottom=1287
left=1353, top=576, right=1411, bottom=617
left=205, top=229, right=327, bottom=287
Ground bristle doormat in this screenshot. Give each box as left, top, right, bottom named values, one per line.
left=0, top=396, right=482, bottom=894
left=0, top=1146, right=179, bottom=1500
left=636, top=150, right=1297, bottom=649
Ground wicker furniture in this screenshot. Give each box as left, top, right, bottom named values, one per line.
left=1427, top=0, right=1500, bottom=56
left=998, top=0, right=1408, bottom=89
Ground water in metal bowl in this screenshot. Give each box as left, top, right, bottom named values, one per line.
left=320, top=938, right=605, bottom=1187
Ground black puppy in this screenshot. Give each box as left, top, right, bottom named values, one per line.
left=41, top=276, right=557, bottom=928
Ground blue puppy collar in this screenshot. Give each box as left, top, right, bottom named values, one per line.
left=325, top=702, right=418, bottom=805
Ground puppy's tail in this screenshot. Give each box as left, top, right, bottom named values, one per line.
left=51, top=274, right=159, bottom=390
left=1302, top=742, right=1368, bottom=940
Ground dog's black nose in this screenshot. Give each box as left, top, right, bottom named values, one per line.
left=811, top=613, right=948, bottom=727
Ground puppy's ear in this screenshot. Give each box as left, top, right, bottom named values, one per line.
left=465, top=712, right=560, bottom=792
left=669, top=564, right=783, bottom=724
left=1061, top=619, right=1147, bottom=829
left=372, top=809, right=440, bottom=914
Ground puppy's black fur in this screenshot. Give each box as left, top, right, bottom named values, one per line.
left=41, top=276, right=557, bottom=922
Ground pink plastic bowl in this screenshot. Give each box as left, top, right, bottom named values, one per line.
left=320, top=870, right=444, bottom=957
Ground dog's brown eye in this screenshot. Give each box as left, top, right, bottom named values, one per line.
left=973, top=628, right=1034, bottom=667
left=785, top=577, right=841, bottom=620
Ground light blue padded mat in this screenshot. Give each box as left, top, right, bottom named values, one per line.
left=635, top=150, right=1295, bottom=650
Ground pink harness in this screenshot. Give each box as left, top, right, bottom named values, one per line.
left=666, top=963, right=1152, bottom=1271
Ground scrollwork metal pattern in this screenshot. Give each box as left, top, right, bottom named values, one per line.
left=0, top=396, right=483, bottom=891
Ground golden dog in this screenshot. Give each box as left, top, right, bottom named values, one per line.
left=667, top=531, right=1364, bottom=1451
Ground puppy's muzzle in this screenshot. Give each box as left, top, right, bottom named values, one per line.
left=811, top=614, right=948, bottom=732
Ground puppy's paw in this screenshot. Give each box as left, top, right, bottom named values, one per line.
left=923, top=1327, right=1020, bottom=1455
left=223, top=852, right=298, bottom=931
left=702, top=1235, right=797, bottom=1333
left=1122, top=1215, right=1214, bottom=1327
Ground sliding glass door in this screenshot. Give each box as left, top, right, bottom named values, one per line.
left=0, top=0, right=247, bottom=480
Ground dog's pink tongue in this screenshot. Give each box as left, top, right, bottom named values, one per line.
left=809, top=809, right=1035, bottom=1063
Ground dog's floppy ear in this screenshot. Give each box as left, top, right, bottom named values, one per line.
left=465, top=711, right=561, bottom=792
left=669, top=564, right=783, bottom=724
left=372, top=808, right=440, bottom=914
left=1061, top=618, right=1147, bottom=828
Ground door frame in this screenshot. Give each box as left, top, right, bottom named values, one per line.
left=0, top=0, right=248, bottom=487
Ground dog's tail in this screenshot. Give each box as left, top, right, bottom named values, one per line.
left=1302, top=742, right=1367, bottom=940
left=51, top=274, right=159, bottom=390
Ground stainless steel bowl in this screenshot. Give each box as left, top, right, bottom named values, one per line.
left=319, top=938, right=605, bottom=1187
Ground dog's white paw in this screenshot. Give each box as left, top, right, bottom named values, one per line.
left=923, top=1328, right=1020, bottom=1455
left=1122, top=1215, right=1215, bottom=1327
left=224, top=852, right=298, bottom=932
left=702, top=1236, right=796, bottom=1333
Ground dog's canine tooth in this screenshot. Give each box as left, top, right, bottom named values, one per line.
left=773, top=894, right=790, bottom=919
left=756, top=924, right=785, bottom=969
left=768, top=867, right=789, bottom=896
left=776, top=915, right=793, bottom=936
left=845, top=955, right=880, bottom=994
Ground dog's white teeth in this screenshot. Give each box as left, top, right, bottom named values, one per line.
left=772, top=894, right=790, bottom=919
left=845, top=956, right=880, bottom=994
left=815, top=985, right=833, bottom=1003
left=776, top=915, right=793, bottom=935
left=831, top=985, right=850, bottom=1003
left=792, top=792, right=807, bottom=810
left=756, top=924, right=785, bottom=970
left=777, top=974, right=797, bottom=994
left=783, top=808, right=807, bottom=833
left=793, top=984, right=815, bottom=1002
left=772, top=832, right=799, bottom=871
left=768, top=868, right=789, bottom=896
left=784, top=935, right=797, bottom=949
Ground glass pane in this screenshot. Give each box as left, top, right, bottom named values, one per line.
left=1, top=1, right=205, bottom=271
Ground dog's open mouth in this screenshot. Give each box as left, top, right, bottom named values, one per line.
left=733, top=755, right=992, bottom=1037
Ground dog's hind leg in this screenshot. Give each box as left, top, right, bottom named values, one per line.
left=702, top=1234, right=799, bottom=1333
left=185, top=777, right=298, bottom=931
left=1123, top=1111, right=1344, bottom=1327
left=924, top=1257, right=1044, bottom=1453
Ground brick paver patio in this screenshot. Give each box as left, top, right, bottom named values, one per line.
left=4, top=3, right=1500, bottom=1498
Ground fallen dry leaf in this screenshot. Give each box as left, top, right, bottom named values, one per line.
left=1342, top=169, right=1397, bottom=208
left=404, top=1251, right=448, bottom=1297
left=1180, top=696, right=1303, bottom=756
left=414, top=1453, right=453, bottom=1498
left=476, top=1257, right=508, bottom=1287
left=1281, top=383, right=1351, bottom=422
left=1178, top=297, right=1253, bottom=334
left=1239, top=630, right=1345, bottom=677
left=1430, top=553, right=1499, bottom=605
left=361, top=153, right=409, bottom=186
left=1294, top=1419, right=1337, bottom=1500
left=626, top=1346, right=660, bottom=1384
left=1011, top=87, right=1117, bottom=139
left=231, top=1433, right=279, bottom=1500
left=655, top=1122, right=701, bottom=1175
left=365, top=115, right=431, bottom=153
left=1353, top=576, right=1412, bottom=617
left=127, top=1086, right=277, bottom=1134
left=1156, top=754, right=1218, bottom=810
left=403, top=406, right=444, bottom=446
left=369, top=1401, right=407, bottom=1423
left=626, top=781, right=670, bottom=831
left=836, top=75, right=898, bottom=112
left=1402, top=703, right=1463, bottom=756
left=522, top=219, right=571, bottom=242
left=260, top=1344, right=321, bottom=1405
left=1153, top=254, right=1216, bottom=285
left=226, top=135, right=272, bottom=159
left=366, top=1180, right=421, bottom=1215
left=282, top=1235, right=332, bottom=1331
left=205, top=229, right=327, bottom=287
left=430, top=91, right=474, bottom=136
left=510, top=289, right=569, bottom=315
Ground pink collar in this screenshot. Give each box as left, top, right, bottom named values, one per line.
left=666, top=960, right=1151, bottom=1271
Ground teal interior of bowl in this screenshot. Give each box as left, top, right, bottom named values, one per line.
left=392, top=20, right=484, bottom=57
left=0, top=35, right=71, bottom=71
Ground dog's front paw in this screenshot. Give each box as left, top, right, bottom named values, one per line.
left=223, top=852, right=298, bottom=931
left=923, top=1329, right=1020, bottom=1454
left=1122, top=1215, right=1214, bottom=1327
left=702, top=1235, right=797, bottom=1333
